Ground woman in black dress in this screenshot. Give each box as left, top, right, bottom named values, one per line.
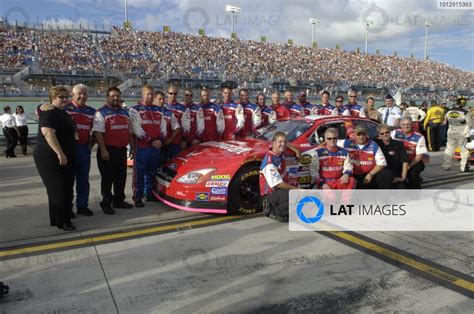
left=34, top=86, right=77, bottom=231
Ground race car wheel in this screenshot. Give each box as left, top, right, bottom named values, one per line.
left=227, top=163, right=262, bottom=215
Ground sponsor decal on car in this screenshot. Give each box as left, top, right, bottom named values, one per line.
left=210, top=195, right=226, bottom=201
left=195, top=192, right=209, bottom=201
left=288, top=167, right=298, bottom=176
left=200, top=141, right=252, bottom=154
left=241, top=170, right=260, bottom=181
left=300, top=154, right=312, bottom=165
left=205, top=181, right=230, bottom=187
left=210, top=187, right=227, bottom=195
left=298, top=176, right=312, bottom=184
left=242, top=156, right=263, bottom=165
left=210, top=174, right=231, bottom=180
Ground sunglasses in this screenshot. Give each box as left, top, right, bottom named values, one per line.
left=185, top=94, right=193, bottom=97
left=168, top=92, right=177, bottom=95
left=379, top=131, right=390, bottom=135
left=325, top=137, right=338, bottom=140
left=58, top=96, right=69, bottom=99
left=349, top=96, right=356, bottom=98
left=335, top=100, right=343, bottom=103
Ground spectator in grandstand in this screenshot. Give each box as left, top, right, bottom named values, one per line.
left=130, top=85, right=165, bottom=208
left=424, top=100, right=444, bottom=151
left=165, top=85, right=190, bottom=160
left=93, top=86, right=133, bottom=215
left=183, top=88, right=204, bottom=146
left=13, top=105, right=32, bottom=155
left=200, top=88, right=224, bottom=142
left=346, top=89, right=366, bottom=118
left=222, top=86, right=245, bottom=140
left=66, top=84, right=96, bottom=217
left=271, top=91, right=290, bottom=121
left=239, top=88, right=261, bottom=138
left=375, top=124, right=409, bottom=189
left=379, top=94, right=402, bottom=129
left=338, top=125, right=392, bottom=189
left=391, top=117, right=427, bottom=189
left=366, top=96, right=382, bottom=122
left=1, top=106, right=20, bottom=158
left=318, top=90, right=335, bottom=115
left=33, top=86, right=76, bottom=231
left=332, top=95, right=350, bottom=116
left=310, top=128, right=355, bottom=189
left=260, top=132, right=298, bottom=222
left=2, top=28, right=474, bottom=90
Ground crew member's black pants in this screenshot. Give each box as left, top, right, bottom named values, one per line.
left=407, top=162, right=425, bottom=189
left=97, top=146, right=127, bottom=206
left=354, top=168, right=394, bottom=189
left=3, top=127, right=18, bottom=157
left=34, top=153, right=75, bottom=226
left=427, top=123, right=440, bottom=151
left=267, top=188, right=289, bottom=217
left=18, top=125, right=28, bottom=155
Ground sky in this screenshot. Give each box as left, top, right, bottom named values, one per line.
left=1, top=0, right=473, bottom=72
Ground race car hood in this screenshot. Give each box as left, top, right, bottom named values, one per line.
left=164, top=139, right=271, bottom=180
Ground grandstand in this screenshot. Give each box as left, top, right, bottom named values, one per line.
left=1, top=18, right=473, bottom=99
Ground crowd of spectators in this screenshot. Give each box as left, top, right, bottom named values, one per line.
left=1, top=26, right=473, bottom=91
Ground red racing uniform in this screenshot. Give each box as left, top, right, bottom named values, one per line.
left=93, top=104, right=130, bottom=148
left=65, top=101, right=96, bottom=210
left=222, top=101, right=245, bottom=141
left=239, top=102, right=262, bottom=137
left=337, top=139, right=386, bottom=175
left=390, top=129, right=427, bottom=162
left=129, top=102, right=167, bottom=201
left=92, top=104, right=131, bottom=206
left=201, top=102, right=225, bottom=142
left=310, top=146, right=355, bottom=189
left=185, top=102, right=205, bottom=144
left=301, top=101, right=318, bottom=116
left=166, top=103, right=191, bottom=146
left=319, top=103, right=336, bottom=116
left=287, top=103, right=305, bottom=119
left=347, top=103, right=366, bottom=118
left=65, top=101, right=96, bottom=145
left=260, top=105, right=277, bottom=128
left=259, top=150, right=286, bottom=196
left=274, top=104, right=290, bottom=121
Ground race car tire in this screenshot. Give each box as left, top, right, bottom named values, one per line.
left=227, top=163, right=262, bottom=215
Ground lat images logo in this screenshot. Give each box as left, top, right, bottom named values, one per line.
left=297, top=196, right=325, bottom=224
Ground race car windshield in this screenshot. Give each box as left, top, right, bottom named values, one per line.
left=255, top=120, right=311, bottom=142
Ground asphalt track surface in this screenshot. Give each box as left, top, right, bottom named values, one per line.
left=0, top=149, right=473, bottom=312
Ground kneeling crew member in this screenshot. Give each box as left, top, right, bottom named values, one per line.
left=338, top=125, right=392, bottom=189
left=259, top=132, right=298, bottom=222
left=375, top=124, right=409, bottom=189
left=391, top=117, right=427, bottom=189
left=310, top=128, right=355, bottom=189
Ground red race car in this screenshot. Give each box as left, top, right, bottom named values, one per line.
left=154, top=116, right=380, bottom=215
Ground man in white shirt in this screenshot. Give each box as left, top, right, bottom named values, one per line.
left=1, top=106, right=20, bottom=158
left=379, top=94, right=402, bottom=129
